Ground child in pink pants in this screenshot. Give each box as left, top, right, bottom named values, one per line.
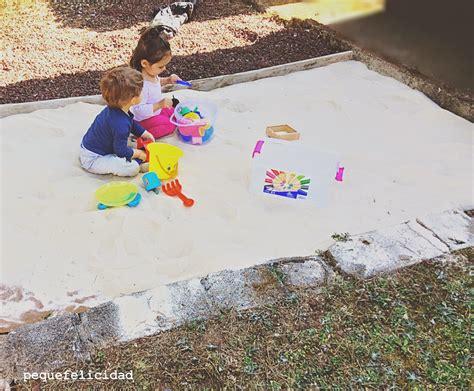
left=129, top=26, right=183, bottom=139
left=136, top=107, right=175, bottom=139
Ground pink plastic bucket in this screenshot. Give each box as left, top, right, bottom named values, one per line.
left=170, top=100, right=217, bottom=145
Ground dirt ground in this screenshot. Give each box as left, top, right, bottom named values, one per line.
left=0, top=0, right=347, bottom=104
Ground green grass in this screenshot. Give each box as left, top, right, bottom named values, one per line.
left=22, top=249, right=472, bottom=390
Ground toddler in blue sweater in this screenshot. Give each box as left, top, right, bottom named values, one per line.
left=80, top=66, right=155, bottom=177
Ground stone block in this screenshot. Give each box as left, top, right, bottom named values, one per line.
left=417, top=208, right=473, bottom=251
left=329, top=221, right=449, bottom=278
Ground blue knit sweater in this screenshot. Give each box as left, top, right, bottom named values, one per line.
left=82, top=106, right=145, bottom=160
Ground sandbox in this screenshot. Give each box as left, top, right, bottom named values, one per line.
left=1, top=61, right=472, bottom=331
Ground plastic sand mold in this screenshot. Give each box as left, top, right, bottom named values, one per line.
left=95, top=182, right=139, bottom=208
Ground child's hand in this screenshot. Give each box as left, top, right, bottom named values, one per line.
left=132, top=149, right=147, bottom=161
left=168, top=74, right=181, bottom=84
left=141, top=131, right=155, bottom=142
left=160, top=98, right=174, bottom=109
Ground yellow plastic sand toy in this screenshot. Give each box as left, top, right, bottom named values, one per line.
left=147, top=143, right=184, bottom=180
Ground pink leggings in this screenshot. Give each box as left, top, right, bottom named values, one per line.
left=138, top=107, right=176, bottom=139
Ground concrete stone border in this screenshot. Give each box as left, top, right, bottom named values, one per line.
left=1, top=206, right=472, bottom=380
left=328, top=207, right=473, bottom=279
left=167, top=50, right=353, bottom=92
left=0, top=51, right=353, bottom=119
left=0, top=256, right=333, bottom=377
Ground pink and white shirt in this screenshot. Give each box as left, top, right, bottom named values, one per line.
left=130, top=78, right=163, bottom=122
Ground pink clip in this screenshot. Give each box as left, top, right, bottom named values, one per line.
left=252, top=140, right=265, bottom=158
left=335, top=167, right=344, bottom=182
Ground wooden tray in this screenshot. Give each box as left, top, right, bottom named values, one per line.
left=265, top=124, right=300, bottom=141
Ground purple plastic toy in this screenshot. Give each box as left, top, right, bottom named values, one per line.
left=335, top=166, right=344, bottom=182
left=252, top=140, right=265, bottom=158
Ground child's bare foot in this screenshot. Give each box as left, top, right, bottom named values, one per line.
left=140, top=163, right=149, bottom=173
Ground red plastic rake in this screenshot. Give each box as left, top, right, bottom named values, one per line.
left=162, top=179, right=194, bottom=207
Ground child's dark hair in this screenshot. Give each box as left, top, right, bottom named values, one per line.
left=130, top=26, right=172, bottom=71
left=100, top=66, right=143, bottom=108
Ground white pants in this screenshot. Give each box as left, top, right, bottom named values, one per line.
left=79, top=146, right=139, bottom=177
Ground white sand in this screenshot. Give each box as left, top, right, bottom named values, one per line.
left=1, top=61, right=473, bottom=329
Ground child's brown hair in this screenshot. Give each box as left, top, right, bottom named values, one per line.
left=100, top=66, right=143, bottom=108
left=130, top=26, right=172, bottom=71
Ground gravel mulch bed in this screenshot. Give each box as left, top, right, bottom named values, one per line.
left=1, top=0, right=347, bottom=104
